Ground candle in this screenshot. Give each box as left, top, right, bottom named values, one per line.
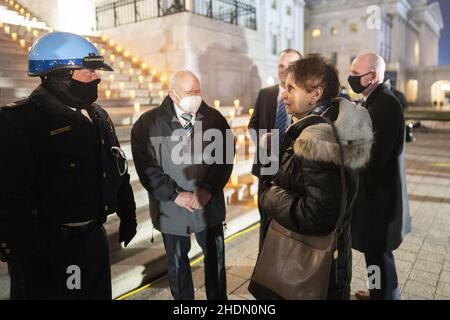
left=231, top=176, right=239, bottom=188
left=248, top=108, right=254, bottom=116
left=129, top=90, right=136, bottom=100
left=234, top=99, right=240, bottom=108
left=214, top=100, right=220, bottom=109
left=134, top=102, right=141, bottom=114
left=105, top=90, right=111, bottom=99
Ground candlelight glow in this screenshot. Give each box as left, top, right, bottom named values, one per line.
left=231, top=176, right=239, bottom=188
left=134, top=102, right=141, bottom=113
left=233, top=99, right=240, bottom=108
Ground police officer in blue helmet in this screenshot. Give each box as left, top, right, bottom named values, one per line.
left=0, top=32, right=137, bottom=300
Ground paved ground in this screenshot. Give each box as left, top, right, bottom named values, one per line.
left=124, top=121, right=450, bottom=300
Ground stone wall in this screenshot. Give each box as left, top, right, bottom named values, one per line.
left=100, top=12, right=268, bottom=108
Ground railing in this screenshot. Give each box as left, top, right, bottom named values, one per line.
left=96, top=0, right=257, bottom=30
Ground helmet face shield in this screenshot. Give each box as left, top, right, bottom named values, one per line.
left=28, top=32, right=114, bottom=77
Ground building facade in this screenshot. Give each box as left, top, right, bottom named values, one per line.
left=16, top=0, right=305, bottom=108
left=304, top=0, right=448, bottom=107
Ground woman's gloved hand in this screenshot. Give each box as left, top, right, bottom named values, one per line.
left=119, top=217, right=137, bottom=247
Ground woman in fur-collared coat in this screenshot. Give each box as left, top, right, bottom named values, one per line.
left=249, top=55, right=373, bottom=300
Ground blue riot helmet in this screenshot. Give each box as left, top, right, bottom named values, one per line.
left=28, top=31, right=113, bottom=77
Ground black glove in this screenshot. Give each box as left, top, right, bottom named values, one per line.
left=119, top=217, right=137, bottom=247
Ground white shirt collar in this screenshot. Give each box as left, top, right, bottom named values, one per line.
left=173, top=102, right=195, bottom=126
left=278, top=84, right=285, bottom=102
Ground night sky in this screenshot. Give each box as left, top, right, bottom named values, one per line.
left=438, top=0, right=450, bottom=65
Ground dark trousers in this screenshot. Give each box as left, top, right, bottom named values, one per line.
left=257, top=179, right=271, bottom=254
left=8, top=222, right=111, bottom=300
left=162, top=224, right=227, bottom=300
left=364, top=251, right=400, bottom=300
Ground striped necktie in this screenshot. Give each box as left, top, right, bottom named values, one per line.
left=180, top=113, right=194, bottom=137
left=275, top=100, right=288, bottom=144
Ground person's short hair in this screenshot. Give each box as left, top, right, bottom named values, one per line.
left=287, top=54, right=340, bottom=104
left=279, top=48, right=303, bottom=59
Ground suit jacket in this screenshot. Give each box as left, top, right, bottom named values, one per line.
left=352, top=83, right=412, bottom=253
left=248, top=85, right=280, bottom=178
left=131, top=96, right=234, bottom=236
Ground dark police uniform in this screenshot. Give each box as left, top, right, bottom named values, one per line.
left=0, top=85, right=136, bottom=299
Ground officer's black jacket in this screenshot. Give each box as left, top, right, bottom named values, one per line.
left=0, top=85, right=136, bottom=261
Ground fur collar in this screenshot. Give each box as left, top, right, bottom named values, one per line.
left=293, top=98, right=373, bottom=169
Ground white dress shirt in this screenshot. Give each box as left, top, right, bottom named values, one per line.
left=173, top=102, right=196, bottom=127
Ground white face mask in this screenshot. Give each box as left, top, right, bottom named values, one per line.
left=173, top=91, right=202, bottom=114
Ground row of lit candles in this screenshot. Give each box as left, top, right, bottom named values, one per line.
left=103, top=88, right=165, bottom=100
left=1, top=22, right=42, bottom=49
left=2, top=0, right=53, bottom=33
left=2, top=0, right=167, bottom=90
left=4, top=0, right=36, bottom=21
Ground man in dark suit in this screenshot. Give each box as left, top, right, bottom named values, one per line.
left=349, top=53, right=411, bottom=300
left=248, top=49, right=302, bottom=253
left=131, top=71, right=233, bottom=300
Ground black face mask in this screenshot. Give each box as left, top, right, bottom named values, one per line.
left=41, top=70, right=101, bottom=109
left=348, top=71, right=372, bottom=94
left=68, top=78, right=101, bottom=107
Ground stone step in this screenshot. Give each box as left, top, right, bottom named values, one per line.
left=111, top=198, right=260, bottom=299
left=0, top=42, right=28, bottom=53
left=0, top=87, right=33, bottom=99
left=0, top=77, right=39, bottom=89
left=0, top=69, right=29, bottom=78
left=0, top=59, right=29, bottom=70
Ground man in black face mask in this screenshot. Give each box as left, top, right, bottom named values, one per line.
left=349, top=53, right=411, bottom=301
left=0, top=32, right=137, bottom=300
